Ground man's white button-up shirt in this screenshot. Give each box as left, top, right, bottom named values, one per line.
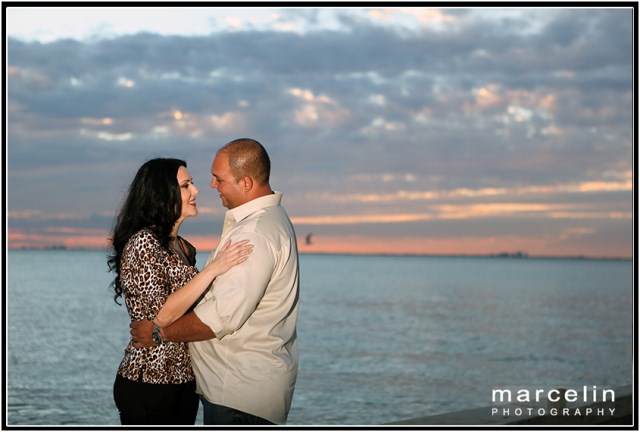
left=189, top=192, right=299, bottom=425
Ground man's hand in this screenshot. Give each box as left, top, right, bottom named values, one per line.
left=130, top=320, right=155, bottom=348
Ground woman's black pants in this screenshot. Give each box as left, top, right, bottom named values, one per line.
left=113, top=374, right=199, bottom=425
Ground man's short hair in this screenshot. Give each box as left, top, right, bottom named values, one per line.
left=220, top=138, right=271, bottom=185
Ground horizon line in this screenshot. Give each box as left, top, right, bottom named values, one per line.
left=6, top=246, right=633, bottom=262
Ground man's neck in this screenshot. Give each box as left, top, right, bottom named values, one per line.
left=247, top=185, right=274, bottom=202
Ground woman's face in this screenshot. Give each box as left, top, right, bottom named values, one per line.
left=177, top=166, right=199, bottom=222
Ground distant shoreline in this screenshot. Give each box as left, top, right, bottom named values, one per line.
left=298, top=252, right=633, bottom=262
left=7, top=247, right=633, bottom=262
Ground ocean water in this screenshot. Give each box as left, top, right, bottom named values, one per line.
left=6, top=250, right=633, bottom=426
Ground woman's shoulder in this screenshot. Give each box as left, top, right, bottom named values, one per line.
left=125, top=228, right=161, bottom=252
left=176, top=236, right=197, bottom=266
left=177, top=236, right=196, bottom=253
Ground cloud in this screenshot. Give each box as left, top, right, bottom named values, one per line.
left=6, top=7, right=634, bottom=257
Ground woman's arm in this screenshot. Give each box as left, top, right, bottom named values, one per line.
left=153, top=239, right=252, bottom=328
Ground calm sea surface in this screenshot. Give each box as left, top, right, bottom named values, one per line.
left=6, top=250, right=633, bottom=425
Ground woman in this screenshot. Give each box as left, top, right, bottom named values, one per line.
left=107, top=158, right=252, bottom=425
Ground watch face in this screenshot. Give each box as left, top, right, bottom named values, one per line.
left=152, top=330, right=162, bottom=345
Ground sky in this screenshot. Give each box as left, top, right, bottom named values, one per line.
left=5, top=4, right=635, bottom=258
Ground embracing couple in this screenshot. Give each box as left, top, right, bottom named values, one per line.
left=107, top=138, right=299, bottom=425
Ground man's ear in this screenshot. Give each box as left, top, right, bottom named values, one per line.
left=242, top=176, right=254, bottom=191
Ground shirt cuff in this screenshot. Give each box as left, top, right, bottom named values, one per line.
left=193, top=297, right=225, bottom=339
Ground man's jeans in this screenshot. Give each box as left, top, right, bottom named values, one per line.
left=200, top=396, right=275, bottom=425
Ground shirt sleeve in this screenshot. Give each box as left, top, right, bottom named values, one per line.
left=121, top=230, right=169, bottom=321
left=194, top=232, right=275, bottom=338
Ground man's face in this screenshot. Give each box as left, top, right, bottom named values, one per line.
left=210, top=152, right=244, bottom=209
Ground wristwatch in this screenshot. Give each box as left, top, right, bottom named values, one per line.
left=151, top=325, right=164, bottom=345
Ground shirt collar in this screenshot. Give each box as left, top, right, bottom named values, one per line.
left=228, top=191, right=282, bottom=224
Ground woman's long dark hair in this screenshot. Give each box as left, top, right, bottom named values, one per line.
left=108, top=158, right=186, bottom=304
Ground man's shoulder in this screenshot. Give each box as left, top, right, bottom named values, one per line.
left=252, top=205, right=292, bottom=228
left=234, top=206, right=294, bottom=244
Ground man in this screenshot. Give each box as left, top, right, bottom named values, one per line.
left=131, top=138, right=300, bottom=425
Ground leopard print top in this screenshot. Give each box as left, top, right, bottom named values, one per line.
left=117, top=228, right=199, bottom=384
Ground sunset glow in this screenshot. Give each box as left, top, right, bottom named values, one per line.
left=6, top=6, right=633, bottom=259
